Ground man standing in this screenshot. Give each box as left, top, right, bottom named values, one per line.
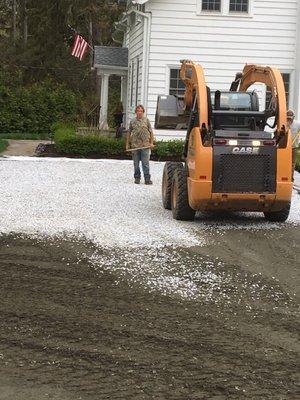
left=287, top=109, right=300, bottom=179
left=126, top=105, right=155, bottom=185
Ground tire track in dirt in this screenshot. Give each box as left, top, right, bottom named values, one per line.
left=0, top=235, right=299, bottom=399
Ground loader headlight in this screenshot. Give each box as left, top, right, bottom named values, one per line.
left=252, top=140, right=261, bottom=146
left=228, top=140, right=238, bottom=146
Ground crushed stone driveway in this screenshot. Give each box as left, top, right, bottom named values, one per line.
left=0, top=156, right=299, bottom=246
left=1, top=140, right=50, bottom=156
left=0, top=156, right=299, bottom=399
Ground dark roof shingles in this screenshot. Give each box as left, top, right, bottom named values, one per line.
left=94, top=46, right=128, bottom=68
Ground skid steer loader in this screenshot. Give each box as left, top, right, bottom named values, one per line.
left=157, top=61, right=292, bottom=222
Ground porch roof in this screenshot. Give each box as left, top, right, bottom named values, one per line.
left=129, top=0, right=149, bottom=4
left=94, top=46, right=128, bottom=70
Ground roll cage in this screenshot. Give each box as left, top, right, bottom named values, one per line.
left=179, top=60, right=288, bottom=155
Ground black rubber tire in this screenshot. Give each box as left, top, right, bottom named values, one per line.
left=171, top=168, right=195, bottom=221
left=264, top=202, right=291, bottom=222
left=162, top=162, right=183, bottom=209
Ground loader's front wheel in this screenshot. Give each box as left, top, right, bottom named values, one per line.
left=162, top=162, right=183, bottom=209
left=171, top=168, right=195, bottom=221
left=264, top=202, right=291, bottom=222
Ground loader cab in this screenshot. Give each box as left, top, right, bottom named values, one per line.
left=211, top=91, right=259, bottom=112
left=211, top=90, right=265, bottom=131
left=154, top=90, right=276, bottom=141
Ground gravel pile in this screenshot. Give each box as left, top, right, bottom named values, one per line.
left=0, top=157, right=299, bottom=248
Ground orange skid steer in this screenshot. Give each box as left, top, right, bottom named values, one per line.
left=157, top=61, right=293, bottom=222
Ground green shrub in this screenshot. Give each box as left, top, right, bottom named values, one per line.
left=53, top=125, right=184, bottom=159
left=54, top=126, right=125, bottom=157
left=152, top=140, right=184, bottom=159
left=296, top=148, right=300, bottom=172
left=54, top=124, right=76, bottom=142
left=0, top=80, right=79, bottom=134
left=0, top=139, right=8, bottom=153
left=58, top=135, right=126, bottom=157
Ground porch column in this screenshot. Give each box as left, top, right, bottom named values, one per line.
left=99, top=73, right=110, bottom=130
left=121, top=75, right=128, bottom=127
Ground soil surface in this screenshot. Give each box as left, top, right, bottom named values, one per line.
left=0, top=231, right=299, bottom=400
left=1, top=140, right=51, bottom=156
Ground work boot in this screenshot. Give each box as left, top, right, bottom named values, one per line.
left=134, top=178, right=140, bottom=184
left=145, top=179, right=153, bottom=185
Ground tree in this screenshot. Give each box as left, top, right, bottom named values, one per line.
left=0, top=0, right=125, bottom=89
left=0, top=1, right=126, bottom=130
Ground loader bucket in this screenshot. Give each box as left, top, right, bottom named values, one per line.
left=155, top=95, right=189, bottom=129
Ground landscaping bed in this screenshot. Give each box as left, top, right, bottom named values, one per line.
left=36, top=142, right=183, bottom=162
left=32, top=124, right=184, bottom=161
left=33, top=125, right=300, bottom=168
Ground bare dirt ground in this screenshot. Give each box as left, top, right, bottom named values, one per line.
left=0, top=230, right=299, bottom=400
left=1, top=140, right=50, bottom=156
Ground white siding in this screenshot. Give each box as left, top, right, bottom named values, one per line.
left=125, top=17, right=144, bottom=123
left=294, top=0, right=300, bottom=118
left=145, top=0, right=299, bottom=124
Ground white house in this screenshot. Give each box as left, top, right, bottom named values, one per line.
left=94, top=0, right=300, bottom=137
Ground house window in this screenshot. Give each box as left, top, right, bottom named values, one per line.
left=197, top=0, right=253, bottom=16
left=137, top=4, right=145, bottom=12
left=169, top=69, right=185, bottom=96
left=229, top=0, right=249, bottom=12
left=265, top=73, right=290, bottom=109
left=282, top=73, right=290, bottom=105
left=202, top=0, right=221, bottom=11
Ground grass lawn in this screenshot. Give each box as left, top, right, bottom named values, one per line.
left=296, top=149, right=300, bottom=172
left=0, top=132, right=49, bottom=140
left=0, top=139, right=8, bottom=153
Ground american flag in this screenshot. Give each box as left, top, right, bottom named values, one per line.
left=71, top=34, right=89, bottom=60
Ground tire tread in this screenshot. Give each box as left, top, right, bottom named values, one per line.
left=172, top=168, right=195, bottom=221
left=162, top=162, right=183, bottom=209
left=264, top=202, right=291, bottom=222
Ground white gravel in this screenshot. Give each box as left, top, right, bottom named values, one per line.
left=0, top=157, right=202, bottom=247
left=0, top=156, right=299, bottom=247
left=1, top=156, right=299, bottom=302
left=88, top=246, right=292, bottom=307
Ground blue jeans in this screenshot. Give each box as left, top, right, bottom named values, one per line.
left=132, top=149, right=151, bottom=181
